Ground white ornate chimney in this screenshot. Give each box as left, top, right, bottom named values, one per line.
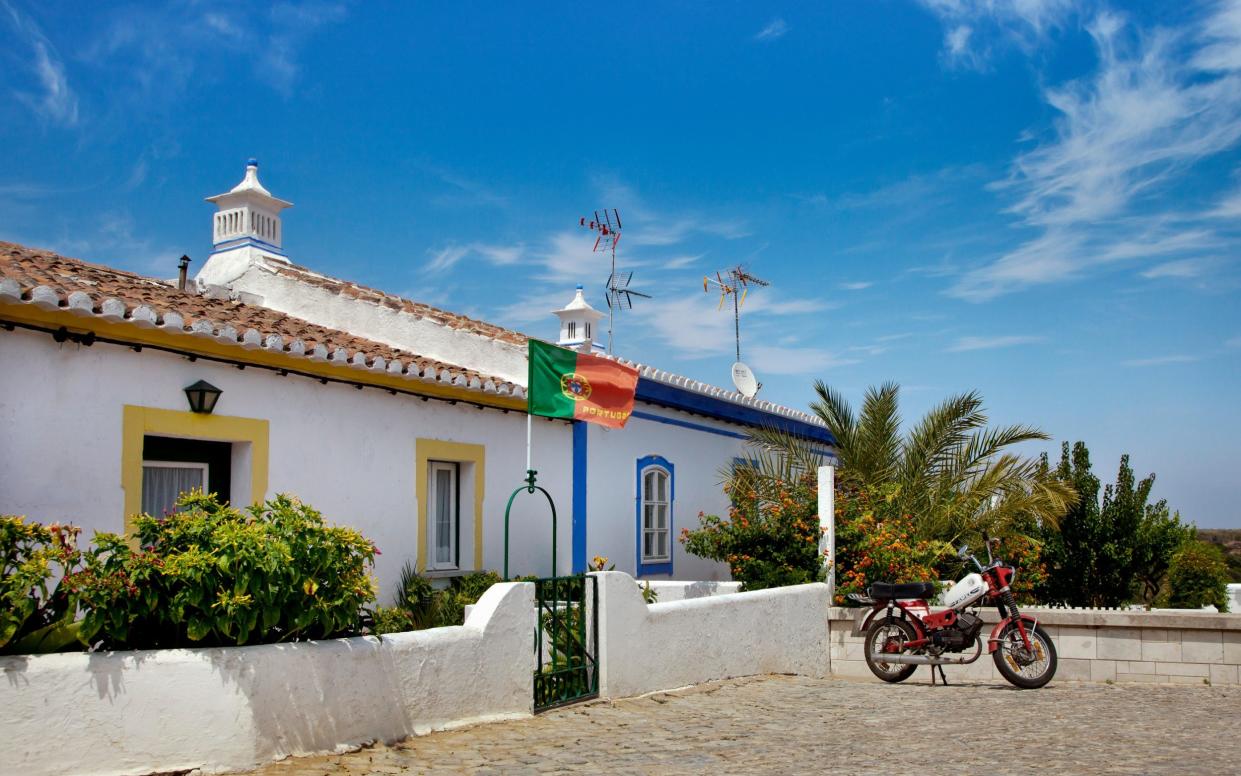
left=204, top=159, right=293, bottom=266
left=553, top=285, right=605, bottom=353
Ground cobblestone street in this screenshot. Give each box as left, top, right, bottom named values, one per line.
left=246, top=674, right=1240, bottom=775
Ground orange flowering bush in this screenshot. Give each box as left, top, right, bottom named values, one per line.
left=833, top=482, right=949, bottom=605
left=996, top=533, right=1046, bottom=604
left=681, top=471, right=823, bottom=591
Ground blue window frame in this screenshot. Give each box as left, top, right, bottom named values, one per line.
left=635, top=455, right=674, bottom=576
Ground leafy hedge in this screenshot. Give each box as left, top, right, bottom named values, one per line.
left=833, top=482, right=948, bottom=605
left=371, top=565, right=504, bottom=634
left=0, top=518, right=81, bottom=653
left=1164, top=541, right=1230, bottom=612
left=679, top=471, right=823, bottom=591
left=2, top=492, right=379, bottom=653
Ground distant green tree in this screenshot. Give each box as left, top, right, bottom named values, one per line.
left=1133, top=501, right=1197, bottom=605
left=1040, top=442, right=1192, bottom=607
left=1164, top=541, right=1230, bottom=612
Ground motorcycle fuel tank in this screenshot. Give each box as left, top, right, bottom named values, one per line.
left=942, top=573, right=987, bottom=610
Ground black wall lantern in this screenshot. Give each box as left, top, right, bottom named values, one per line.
left=184, top=380, right=222, bottom=414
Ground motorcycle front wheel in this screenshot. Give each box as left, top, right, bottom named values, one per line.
left=993, top=620, right=1057, bottom=689
left=863, top=616, right=918, bottom=683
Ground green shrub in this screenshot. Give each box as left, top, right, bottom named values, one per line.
left=373, top=568, right=504, bottom=634
left=65, top=491, right=378, bottom=649
left=1164, top=541, right=1230, bottom=612
left=371, top=605, right=416, bottom=634
left=681, top=471, right=822, bottom=591
left=833, top=482, right=949, bottom=605
left=1, top=517, right=83, bottom=653
left=436, top=571, right=503, bottom=626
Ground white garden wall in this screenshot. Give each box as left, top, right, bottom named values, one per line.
left=0, top=583, right=534, bottom=776
left=593, top=571, right=829, bottom=698
left=644, top=579, right=742, bottom=601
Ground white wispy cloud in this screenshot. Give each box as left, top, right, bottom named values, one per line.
left=749, top=345, right=860, bottom=375
left=640, top=295, right=736, bottom=359
left=917, top=0, right=1076, bottom=67
left=1140, top=257, right=1219, bottom=279
left=1122, top=354, right=1201, bottom=367
left=81, top=2, right=348, bottom=105
left=838, top=281, right=873, bottom=291
left=592, top=177, right=751, bottom=247
left=755, top=18, right=788, bottom=42
left=946, top=334, right=1045, bottom=352
left=1208, top=181, right=1241, bottom=218
left=950, top=4, right=1241, bottom=301
left=426, top=241, right=524, bottom=272
left=2, top=0, right=78, bottom=125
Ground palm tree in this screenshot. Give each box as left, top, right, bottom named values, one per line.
left=741, top=381, right=1075, bottom=544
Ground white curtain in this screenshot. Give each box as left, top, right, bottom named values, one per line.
left=434, top=467, right=453, bottom=564
left=141, top=465, right=205, bottom=517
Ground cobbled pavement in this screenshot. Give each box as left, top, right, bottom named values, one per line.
left=244, top=675, right=1241, bottom=775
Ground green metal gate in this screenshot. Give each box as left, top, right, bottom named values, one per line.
left=533, top=574, right=598, bottom=711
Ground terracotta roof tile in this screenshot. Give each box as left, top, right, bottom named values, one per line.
left=0, top=241, right=522, bottom=397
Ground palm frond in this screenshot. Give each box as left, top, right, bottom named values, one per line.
left=849, top=381, right=901, bottom=484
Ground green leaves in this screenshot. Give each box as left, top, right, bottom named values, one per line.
left=1, top=516, right=82, bottom=653
left=807, top=382, right=1072, bottom=545
left=682, top=471, right=823, bottom=591
left=1040, top=442, right=1192, bottom=607
left=1165, top=541, right=1229, bottom=611
left=6, top=492, right=378, bottom=653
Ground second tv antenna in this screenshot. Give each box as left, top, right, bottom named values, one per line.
left=704, top=265, right=770, bottom=397
left=581, top=209, right=649, bottom=353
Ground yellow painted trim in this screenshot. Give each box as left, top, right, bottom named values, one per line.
left=121, top=405, right=269, bottom=534
left=415, top=438, right=486, bottom=572
left=1, top=302, right=526, bottom=411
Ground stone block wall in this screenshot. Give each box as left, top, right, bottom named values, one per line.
left=828, top=607, right=1241, bottom=685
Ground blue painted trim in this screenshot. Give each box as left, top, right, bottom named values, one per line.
left=635, top=378, right=835, bottom=445
left=635, top=455, right=674, bottom=577
left=631, top=409, right=750, bottom=440
left=210, top=236, right=287, bottom=256
left=571, top=421, right=588, bottom=574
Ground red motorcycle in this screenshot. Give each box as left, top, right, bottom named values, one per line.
left=849, top=534, right=1057, bottom=689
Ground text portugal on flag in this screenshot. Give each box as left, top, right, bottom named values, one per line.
left=527, top=340, right=639, bottom=429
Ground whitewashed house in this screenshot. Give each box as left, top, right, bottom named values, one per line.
left=0, top=160, right=833, bottom=597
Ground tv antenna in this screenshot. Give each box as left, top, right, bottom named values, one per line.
left=704, top=265, right=770, bottom=396
left=606, top=270, right=651, bottom=312
left=581, top=209, right=648, bottom=353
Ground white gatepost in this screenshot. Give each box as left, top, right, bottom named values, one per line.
left=817, top=465, right=835, bottom=601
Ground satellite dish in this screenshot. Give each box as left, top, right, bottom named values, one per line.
left=731, top=362, right=758, bottom=398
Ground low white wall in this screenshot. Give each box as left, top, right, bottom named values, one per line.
left=594, top=571, right=829, bottom=698
left=1227, top=583, right=1241, bottom=613
left=0, top=583, right=534, bottom=776
left=829, top=606, right=1241, bottom=685
left=643, top=579, right=742, bottom=602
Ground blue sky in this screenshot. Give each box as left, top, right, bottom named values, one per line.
left=2, top=1, right=1239, bottom=526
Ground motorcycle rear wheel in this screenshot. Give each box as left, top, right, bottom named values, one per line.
left=993, top=621, right=1057, bottom=689
left=863, top=616, right=918, bottom=683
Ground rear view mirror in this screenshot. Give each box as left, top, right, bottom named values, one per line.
left=957, top=544, right=970, bottom=559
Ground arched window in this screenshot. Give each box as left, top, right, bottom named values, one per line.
left=636, top=455, right=674, bottom=576
left=567, top=321, right=577, bottom=340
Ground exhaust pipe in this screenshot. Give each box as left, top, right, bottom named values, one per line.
left=869, top=652, right=980, bottom=666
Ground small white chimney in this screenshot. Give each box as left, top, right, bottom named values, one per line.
left=553, top=285, right=605, bottom=353
left=204, top=158, right=293, bottom=264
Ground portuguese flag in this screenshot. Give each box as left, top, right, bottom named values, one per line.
left=527, top=340, right=639, bottom=429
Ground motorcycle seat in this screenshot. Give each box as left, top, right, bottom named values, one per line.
left=869, top=581, right=937, bottom=601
